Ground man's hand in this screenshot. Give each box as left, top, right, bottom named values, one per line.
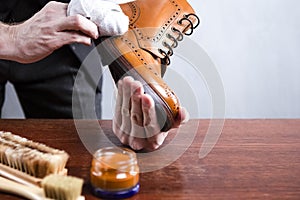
left=113, top=76, right=189, bottom=151
left=1, top=1, right=98, bottom=63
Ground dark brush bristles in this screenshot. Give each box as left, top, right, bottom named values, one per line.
left=0, top=131, right=69, bottom=178
left=41, top=174, right=84, bottom=200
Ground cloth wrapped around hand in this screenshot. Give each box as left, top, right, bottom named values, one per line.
left=67, top=0, right=135, bottom=36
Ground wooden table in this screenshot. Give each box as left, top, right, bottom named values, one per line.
left=0, top=119, right=299, bottom=199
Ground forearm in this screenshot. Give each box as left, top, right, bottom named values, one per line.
left=0, top=22, right=17, bottom=62
left=0, top=1, right=99, bottom=64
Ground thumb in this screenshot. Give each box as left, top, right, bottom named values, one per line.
left=174, top=106, right=190, bottom=128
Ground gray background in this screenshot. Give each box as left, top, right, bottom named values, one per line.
left=2, top=0, right=300, bottom=119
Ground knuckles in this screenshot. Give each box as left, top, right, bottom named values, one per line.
left=69, top=15, right=84, bottom=29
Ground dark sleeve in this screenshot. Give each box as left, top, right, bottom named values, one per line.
left=39, top=0, right=70, bottom=7
left=0, top=0, right=71, bottom=23
left=0, top=1, right=19, bottom=22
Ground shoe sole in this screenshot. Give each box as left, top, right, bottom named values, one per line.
left=98, top=37, right=178, bottom=132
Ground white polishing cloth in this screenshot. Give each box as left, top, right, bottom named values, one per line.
left=67, top=0, right=135, bottom=36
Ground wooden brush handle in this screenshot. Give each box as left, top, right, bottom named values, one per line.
left=0, top=175, right=85, bottom=200
left=0, top=163, right=41, bottom=187
left=0, top=163, right=68, bottom=188
left=0, top=176, right=47, bottom=200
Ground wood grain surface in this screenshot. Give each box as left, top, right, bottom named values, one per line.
left=0, top=119, right=299, bottom=199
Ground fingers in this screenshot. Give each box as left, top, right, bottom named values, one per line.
left=142, top=94, right=160, bottom=138
left=60, top=15, right=99, bottom=39
left=113, top=79, right=123, bottom=126
left=128, top=137, right=146, bottom=151
left=112, top=77, right=147, bottom=150
left=55, top=15, right=98, bottom=46
left=44, top=1, right=98, bottom=46
left=112, top=79, right=125, bottom=143
left=140, top=93, right=166, bottom=151
left=54, top=31, right=92, bottom=47
left=130, top=81, right=144, bottom=126
left=173, top=106, right=190, bottom=128
left=146, top=131, right=169, bottom=150
left=112, top=77, right=166, bottom=150
left=130, top=80, right=145, bottom=139
left=43, top=1, right=98, bottom=39
left=120, top=77, right=133, bottom=135
left=112, top=77, right=188, bottom=151
left=43, top=1, right=68, bottom=16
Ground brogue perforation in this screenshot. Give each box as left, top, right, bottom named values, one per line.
left=99, top=0, right=199, bottom=131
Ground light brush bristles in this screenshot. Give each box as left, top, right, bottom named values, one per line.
left=0, top=131, right=69, bottom=178
left=42, top=174, right=84, bottom=200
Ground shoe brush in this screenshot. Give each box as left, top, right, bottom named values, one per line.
left=0, top=131, right=84, bottom=199
left=0, top=174, right=84, bottom=200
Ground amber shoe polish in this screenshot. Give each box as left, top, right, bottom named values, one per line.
left=90, top=147, right=140, bottom=199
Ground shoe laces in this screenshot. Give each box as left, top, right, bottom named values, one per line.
left=159, top=13, right=200, bottom=65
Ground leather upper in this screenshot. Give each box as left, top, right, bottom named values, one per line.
left=120, top=0, right=196, bottom=60
left=106, top=0, right=199, bottom=123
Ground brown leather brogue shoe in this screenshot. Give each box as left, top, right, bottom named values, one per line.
left=99, top=0, right=199, bottom=131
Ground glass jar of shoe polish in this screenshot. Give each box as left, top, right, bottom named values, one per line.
left=90, top=147, right=140, bottom=199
